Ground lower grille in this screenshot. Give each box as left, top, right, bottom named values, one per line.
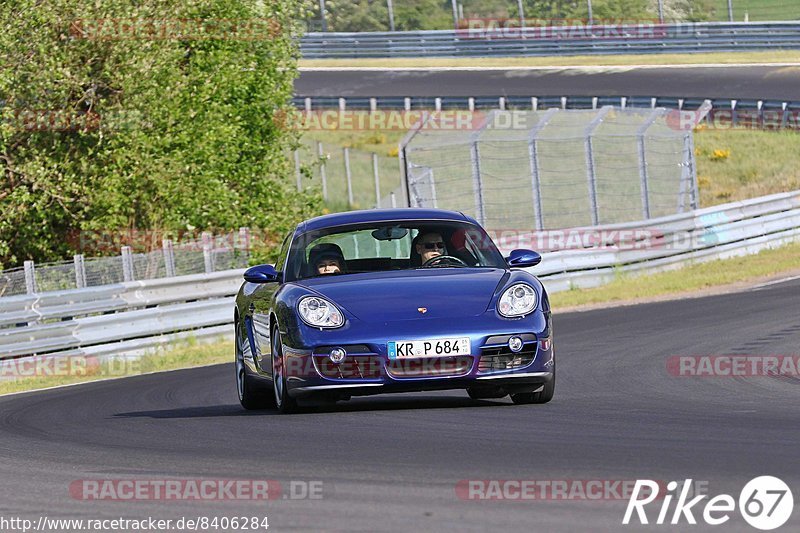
left=478, top=334, right=537, bottom=373
left=386, top=356, right=473, bottom=378
left=312, top=346, right=383, bottom=380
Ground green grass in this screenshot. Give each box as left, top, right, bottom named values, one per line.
left=550, top=240, right=800, bottom=309
left=0, top=337, right=231, bottom=396
left=710, top=0, right=800, bottom=21
left=300, top=50, right=800, bottom=68
left=694, top=128, right=800, bottom=206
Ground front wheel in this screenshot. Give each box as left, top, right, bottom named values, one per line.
left=271, top=327, right=299, bottom=414
left=510, top=369, right=555, bottom=405
left=236, top=324, right=274, bottom=410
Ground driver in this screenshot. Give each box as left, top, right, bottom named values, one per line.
left=415, top=231, right=447, bottom=264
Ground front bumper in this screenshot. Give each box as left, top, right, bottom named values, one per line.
left=277, top=312, right=554, bottom=399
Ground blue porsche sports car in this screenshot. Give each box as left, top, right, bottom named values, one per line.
left=234, top=208, right=554, bottom=413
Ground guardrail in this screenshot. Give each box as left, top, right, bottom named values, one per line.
left=513, top=190, right=800, bottom=292
left=1, top=190, right=799, bottom=361
left=293, top=95, right=800, bottom=130
left=300, top=22, right=800, bottom=58
left=0, top=270, right=243, bottom=361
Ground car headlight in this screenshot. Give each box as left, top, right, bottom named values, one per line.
left=298, top=296, right=344, bottom=328
left=497, top=283, right=537, bottom=318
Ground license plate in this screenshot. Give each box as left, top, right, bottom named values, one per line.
left=387, top=337, right=470, bottom=359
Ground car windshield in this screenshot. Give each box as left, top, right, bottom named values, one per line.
left=284, top=220, right=506, bottom=282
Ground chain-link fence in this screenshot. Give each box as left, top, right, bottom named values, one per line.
left=0, top=231, right=250, bottom=298
left=401, top=106, right=708, bottom=231
left=306, top=0, right=800, bottom=32
left=293, top=139, right=405, bottom=211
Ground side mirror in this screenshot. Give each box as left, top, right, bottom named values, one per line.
left=505, top=249, right=542, bottom=268
left=243, top=264, right=280, bottom=283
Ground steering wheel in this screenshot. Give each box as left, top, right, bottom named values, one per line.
left=421, top=255, right=468, bottom=268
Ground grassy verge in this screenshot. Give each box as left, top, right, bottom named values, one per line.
left=694, top=128, right=800, bottom=206
left=0, top=338, right=231, bottom=396
left=550, top=240, right=800, bottom=309
left=300, top=50, right=800, bottom=69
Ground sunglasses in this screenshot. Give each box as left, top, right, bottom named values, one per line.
left=422, top=241, right=445, bottom=250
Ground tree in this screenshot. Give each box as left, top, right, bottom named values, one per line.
left=0, top=0, right=319, bottom=269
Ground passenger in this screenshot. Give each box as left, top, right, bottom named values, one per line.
left=308, top=243, right=346, bottom=275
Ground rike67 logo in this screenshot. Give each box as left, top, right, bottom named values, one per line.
left=624, top=477, right=794, bottom=530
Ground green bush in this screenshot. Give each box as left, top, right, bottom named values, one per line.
left=0, top=0, right=321, bottom=270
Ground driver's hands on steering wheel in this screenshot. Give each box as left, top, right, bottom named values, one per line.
left=420, top=255, right=469, bottom=268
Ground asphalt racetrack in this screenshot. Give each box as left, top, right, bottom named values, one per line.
left=296, top=65, right=800, bottom=101
left=1, top=277, right=799, bottom=531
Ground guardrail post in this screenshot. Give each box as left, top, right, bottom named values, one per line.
left=24, top=260, right=37, bottom=295
left=527, top=108, right=559, bottom=230
left=468, top=97, right=475, bottom=111
left=121, top=246, right=135, bottom=282
left=162, top=239, right=176, bottom=277
left=238, top=227, right=251, bottom=258
left=404, top=97, right=411, bottom=111
left=584, top=106, right=612, bottom=225
left=657, top=0, right=664, bottom=23
left=435, top=97, right=442, bottom=112
left=202, top=232, right=214, bottom=274
left=398, top=111, right=434, bottom=208
left=343, top=147, right=354, bottom=207
left=727, top=0, right=734, bottom=22
left=636, top=108, right=667, bottom=219
left=338, top=97, right=346, bottom=112
left=294, top=149, right=302, bottom=191
left=74, top=254, right=86, bottom=289
left=317, top=141, right=328, bottom=201
left=304, top=97, right=312, bottom=113
left=531, top=97, right=538, bottom=111
left=687, top=133, right=699, bottom=210
left=372, top=152, right=381, bottom=208
left=318, top=0, right=327, bottom=32
left=386, top=0, right=395, bottom=31
left=469, top=110, right=496, bottom=226
left=370, top=97, right=377, bottom=112
left=203, top=244, right=214, bottom=273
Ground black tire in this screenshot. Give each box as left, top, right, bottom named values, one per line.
left=271, top=327, right=300, bottom=414
left=510, top=369, right=555, bottom=405
left=466, top=387, right=508, bottom=400
left=236, top=324, right=275, bottom=410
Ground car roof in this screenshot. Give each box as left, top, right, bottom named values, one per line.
left=298, top=208, right=473, bottom=233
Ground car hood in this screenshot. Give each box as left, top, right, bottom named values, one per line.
left=298, top=268, right=507, bottom=321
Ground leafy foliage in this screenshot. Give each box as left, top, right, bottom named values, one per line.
left=0, top=0, right=320, bottom=269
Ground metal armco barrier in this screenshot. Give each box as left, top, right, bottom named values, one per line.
left=1, top=190, right=799, bottom=361
left=293, top=95, right=800, bottom=131
left=0, top=270, right=244, bottom=360
left=300, top=22, right=800, bottom=58
left=512, top=190, right=800, bottom=292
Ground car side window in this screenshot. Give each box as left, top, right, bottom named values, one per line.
left=274, top=232, right=292, bottom=273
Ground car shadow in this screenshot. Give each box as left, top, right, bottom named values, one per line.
left=113, top=395, right=511, bottom=419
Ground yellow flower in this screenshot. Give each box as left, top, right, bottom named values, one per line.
left=710, top=149, right=731, bottom=161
